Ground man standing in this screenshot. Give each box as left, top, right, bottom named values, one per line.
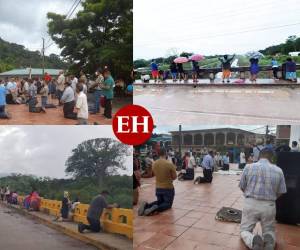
left=218, top=54, right=235, bottom=83
left=150, top=59, right=159, bottom=83
left=0, top=81, right=10, bottom=119
left=253, top=141, right=264, bottom=163
left=239, top=148, right=286, bottom=250
left=90, top=69, right=104, bottom=114
left=196, top=151, right=214, bottom=183
left=78, top=191, right=118, bottom=233
left=56, top=70, right=65, bottom=103
left=138, top=148, right=177, bottom=216
left=239, top=149, right=246, bottom=169
left=100, top=69, right=114, bottom=119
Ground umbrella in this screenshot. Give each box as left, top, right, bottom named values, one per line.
left=245, top=51, right=264, bottom=59
left=189, top=54, right=205, bottom=61
left=174, top=57, right=189, bottom=64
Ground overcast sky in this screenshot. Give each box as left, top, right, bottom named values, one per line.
left=0, top=126, right=132, bottom=178
left=155, top=125, right=276, bottom=135
left=134, top=0, right=300, bottom=59
left=0, top=0, right=82, bottom=56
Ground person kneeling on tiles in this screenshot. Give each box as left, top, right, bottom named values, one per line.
left=60, top=81, right=77, bottom=120
left=28, top=79, right=46, bottom=113
left=138, top=148, right=177, bottom=216
left=239, top=148, right=286, bottom=250
left=78, top=190, right=118, bottom=233
left=194, top=151, right=214, bottom=184
left=178, top=152, right=196, bottom=181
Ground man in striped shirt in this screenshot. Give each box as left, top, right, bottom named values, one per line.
left=239, top=148, right=286, bottom=250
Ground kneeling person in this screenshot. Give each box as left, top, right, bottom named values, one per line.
left=78, top=191, right=118, bottom=233
left=138, top=148, right=177, bottom=216
left=239, top=148, right=286, bottom=250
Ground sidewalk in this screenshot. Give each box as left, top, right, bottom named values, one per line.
left=1, top=202, right=132, bottom=250
left=134, top=169, right=300, bottom=250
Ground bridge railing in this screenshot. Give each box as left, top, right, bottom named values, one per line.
left=17, top=196, right=133, bottom=239
left=135, top=64, right=300, bottom=80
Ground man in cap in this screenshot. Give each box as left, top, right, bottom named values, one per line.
left=239, top=148, right=286, bottom=250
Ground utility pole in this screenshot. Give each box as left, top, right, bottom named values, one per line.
left=179, top=124, right=182, bottom=157
left=265, top=125, right=270, bottom=143
left=42, top=37, right=45, bottom=76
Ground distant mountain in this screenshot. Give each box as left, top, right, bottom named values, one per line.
left=0, top=37, right=68, bottom=73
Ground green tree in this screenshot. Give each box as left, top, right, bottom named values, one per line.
left=65, top=138, right=131, bottom=185
left=47, top=0, right=133, bottom=82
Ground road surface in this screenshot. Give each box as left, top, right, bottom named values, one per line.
left=0, top=204, right=97, bottom=250
left=134, top=85, right=300, bottom=125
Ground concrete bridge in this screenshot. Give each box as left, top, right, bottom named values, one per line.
left=0, top=197, right=133, bottom=250
left=134, top=64, right=300, bottom=86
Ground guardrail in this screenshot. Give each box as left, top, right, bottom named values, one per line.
left=17, top=196, right=133, bottom=239
left=135, top=64, right=300, bottom=80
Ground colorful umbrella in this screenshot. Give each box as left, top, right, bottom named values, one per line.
left=245, top=51, right=264, bottom=59
left=189, top=54, right=205, bottom=61
left=174, top=57, right=189, bottom=64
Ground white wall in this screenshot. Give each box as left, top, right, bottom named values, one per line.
left=289, top=125, right=300, bottom=147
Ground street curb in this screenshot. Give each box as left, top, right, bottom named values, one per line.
left=0, top=202, right=130, bottom=250
left=134, top=83, right=300, bottom=88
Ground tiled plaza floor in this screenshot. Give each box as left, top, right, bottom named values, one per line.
left=0, top=96, right=132, bottom=125
left=134, top=168, right=300, bottom=250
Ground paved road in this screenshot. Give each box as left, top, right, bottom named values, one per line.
left=0, top=204, right=97, bottom=250
left=134, top=85, right=300, bottom=125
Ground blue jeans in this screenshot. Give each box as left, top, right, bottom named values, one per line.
left=94, top=90, right=102, bottom=113
left=146, top=188, right=175, bottom=213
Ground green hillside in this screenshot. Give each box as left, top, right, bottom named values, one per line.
left=0, top=37, right=68, bottom=73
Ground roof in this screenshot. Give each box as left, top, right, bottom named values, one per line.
left=169, top=127, right=261, bottom=135
left=0, top=68, right=63, bottom=76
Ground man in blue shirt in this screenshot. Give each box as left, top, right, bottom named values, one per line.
left=150, top=59, right=159, bottom=82
left=195, top=151, right=214, bottom=184
left=0, top=81, right=10, bottom=119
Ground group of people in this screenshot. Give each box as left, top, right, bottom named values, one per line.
left=0, top=186, right=18, bottom=204
left=135, top=142, right=289, bottom=250
left=146, top=56, right=298, bottom=84
left=0, top=186, right=120, bottom=235
left=0, top=68, right=116, bottom=123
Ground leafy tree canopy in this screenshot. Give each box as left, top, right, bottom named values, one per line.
left=47, top=0, right=132, bottom=81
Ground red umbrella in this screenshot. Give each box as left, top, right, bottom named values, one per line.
left=189, top=54, right=205, bottom=61
left=174, top=57, right=189, bottom=64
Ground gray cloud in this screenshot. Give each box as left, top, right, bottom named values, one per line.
left=0, top=126, right=133, bottom=178
left=0, top=0, right=81, bottom=55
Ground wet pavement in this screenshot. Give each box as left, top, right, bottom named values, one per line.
left=0, top=203, right=97, bottom=250
left=134, top=85, right=300, bottom=125
left=134, top=167, right=300, bottom=250
left=0, top=96, right=132, bottom=125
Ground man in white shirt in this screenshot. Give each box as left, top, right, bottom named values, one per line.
left=253, top=141, right=264, bottom=162
left=75, top=83, right=88, bottom=125
left=240, top=149, right=246, bottom=169
left=291, top=141, right=300, bottom=152
left=56, top=70, right=65, bottom=103
left=71, top=75, right=78, bottom=92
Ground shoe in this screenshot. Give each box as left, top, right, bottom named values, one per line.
left=264, top=233, right=275, bottom=250
left=144, top=205, right=158, bottom=216
left=138, top=201, right=147, bottom=216
left=222, top=80, right=225, bottom=83
left=227, top=80, right=230, bottom=83
left=253, top=234, right=264, bottom=250
left=78, top=223, right=84, bottom=233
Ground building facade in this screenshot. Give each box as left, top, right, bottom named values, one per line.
left=170, top=128, right=269, bottom=153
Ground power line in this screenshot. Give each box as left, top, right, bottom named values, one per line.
left=44, top=0, right=82, bottom=51
left=67, top=0, right=81, bottom=19
left=135, top=22, right=300, bottom=47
